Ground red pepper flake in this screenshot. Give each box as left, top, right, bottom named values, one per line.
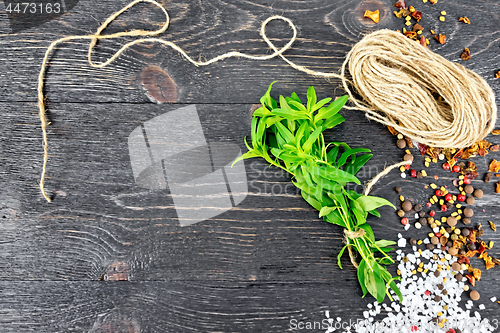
left=459, top=17, right=471, bottom=24
left=412, top=326, right=418, bottom=332
left=404, top=31, right=417, bottom=39
left=461, top=48, right=471, bottom=60
left=435, top=34, right=447, bottom=44
left=465, top=274, right=476, bottom=286
left=394, top=0, right=407, bottom=9
left=496, top=71, right=500, bottom=79
left=425, top=290, right=431, bottom=296
left=492, top=129, right=500, bottom=135
left=417, top=142, right=428, bottom=155
left=401, top=217, right=409, bottom=225
left=412, top=11, right=422, bottom=22
left=490, top=145, right=499, bottom=151
left=429, top=0, right=438, bottom=4
left=496, top=182, right=500, bottom=194
left=419, top=35, right=426, bottom=47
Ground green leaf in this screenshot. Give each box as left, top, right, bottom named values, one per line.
left=311, top=97, right=332, bottom=113
left=302, top=126, right=323, bottom=152
left=274, top=121, right=295, bottom=144
left=344, top=153, right=373, bottom=175
left=314, top=95, right=348, bottom=122
left=373, top=240, right=397, bottom=248
left=337, top=243, right=351, bottom=270
left=321, top=114, right=345, bottom=130
left=355, top=195, right=396, bottom=212
left=319, top=206, right=337, bottom=218
left=358, top=259, right=369, bottom=297
left=288, top=100, right=308, bottom=112
left=301, top=190, right=322, bottom=211
left=306, top=86, right=317, bottom=112
left=357, top=223, right=375, bottom=243
left=327, top=146, right=340, bottom=165
left=260, top=81, right=278, bottom=110
left=321, top=166, right=361, bottom=186
left=337, top=148, right=372, bottom=168
left=290, top=92, right=302, bottom=103
left=324, top=209, right=347, bottom=228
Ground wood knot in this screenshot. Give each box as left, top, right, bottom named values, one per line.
left=99, top=261, right=130, bottom=281
left=140, top=65, right=177, bottom=103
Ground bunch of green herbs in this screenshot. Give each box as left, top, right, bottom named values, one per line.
left=234, top=82, right=403, bottom=303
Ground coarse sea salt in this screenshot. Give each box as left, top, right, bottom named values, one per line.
left=324, top=247, right=496, bottom=333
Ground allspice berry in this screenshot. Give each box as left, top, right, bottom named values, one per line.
left=462, top=228, right=470, bottom=237
left=473, top=189, right=483, bottom=199
left=451, top=261, right=461, bottom=270
left=464, top=185, right=474, bottom=194
left=397, top=139, right=407, bottom=149
left=464, top=207, right=474, bottom=218
left=419, top=217, right=428, bottom=225
left=456, top=273, right=463, bottom=282
left=466, top=196, right=475, bottom=205
left=414, top=204, right=422, bottom=212
left=402, top=200, right=412, bottom=212
left=431, top=236, right=440, bottom=245
left=463, top=217, right=472, bottom=225
left=403, top=154, right=414, bottom=161
left=447, top=216, right=457, bottom=227
left=470, top=290, right=480, bottom=301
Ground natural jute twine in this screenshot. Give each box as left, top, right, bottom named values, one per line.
left=38, top=0, right=496, bottom=202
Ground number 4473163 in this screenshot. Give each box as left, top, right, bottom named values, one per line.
left=5, top=1, right=67, bottom=14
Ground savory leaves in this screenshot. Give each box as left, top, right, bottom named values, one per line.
left=237, top=82, right=402, bottom=303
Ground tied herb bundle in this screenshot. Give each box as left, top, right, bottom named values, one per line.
left=234, top=82, right=403, bottom=303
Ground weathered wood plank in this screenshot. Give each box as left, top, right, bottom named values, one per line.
left=1, top=280, right=500, bottom=332
left=0, top=0, right=500, bottom=103
left=1, top=101, right=499, bottom=284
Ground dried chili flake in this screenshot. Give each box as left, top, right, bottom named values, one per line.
left=394, top=0, right=407, bottom=9
left=496, top=71, right=500, bottom=79
left=469, top=267, right=482, bottom=281
left=459, top=17, right=471, bottom=24
left=485, top=173, right=493, bottom=183
left=417, top=142, right=428, bottom=155
left=492, top=129, right=500, bottom=135
left=461, top=48, right=471, bottom=60
left=420, top=35, right=427, bottom=46
left=489, top=221, right=497, bottom=231
left=465, top=274, right=475, bottom=286
left=413, top=23, right=424, bottom=32
left=496, top=181, right=500, bottom=194
left=469, top=230, right=477, bottom=243
left=387, top=126, right=399, bottom=136
left=404, top=31, right=418, bottom=39
left=429, top=0, right=438, bottom=4
left=404, top=136, right=414, bottom=148
left=412, top=11, right=422, bottom=22
left=435, top=34, right=447, bottom=44
left=484, top=255, right=495, bottom=270
left=364, top=10, right=380, bottom=23
left=394, top=8, right=410, bottom=18
left=489, top=159, right=500, bottom=173
left=458, top=257, right=470, bottom=265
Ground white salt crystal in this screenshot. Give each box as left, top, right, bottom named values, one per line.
left=404, top=224, right=410, bottom=231
left=490, top=297, right=497, bottom=303
left=479, top=304, right=485, bottom=310
left=398, top=238, right=407, bottom=247
left=401, top=172, right=406, bottom=178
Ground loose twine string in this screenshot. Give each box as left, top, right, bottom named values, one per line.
left=38, top=0, right=496, bottom=207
